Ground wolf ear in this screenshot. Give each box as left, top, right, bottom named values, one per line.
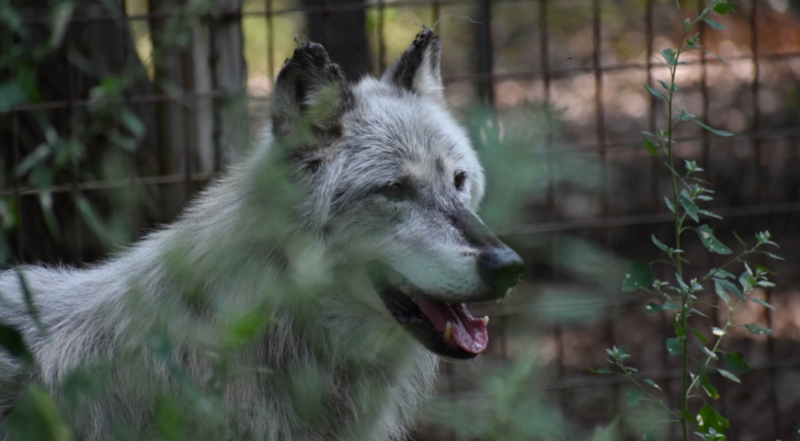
left=383, top=29, right=444, bottom=102
left=271, top=42, right=352, bottom=143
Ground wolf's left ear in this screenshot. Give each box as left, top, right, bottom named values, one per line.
left=272, top=41, right=352, bottom=143
left=383, top=29, right=444, bottom=102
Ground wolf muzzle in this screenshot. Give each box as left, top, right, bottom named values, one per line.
left=449, top=209, right=524, bottom=300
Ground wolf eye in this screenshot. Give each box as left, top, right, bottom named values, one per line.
left=454, top=172, right=467, bottom=191
left=381, top=183, right=405, bottom=199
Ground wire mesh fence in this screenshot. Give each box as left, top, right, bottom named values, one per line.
left=2, top=0, right=800, bottom=439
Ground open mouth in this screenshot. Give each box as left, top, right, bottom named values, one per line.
left=367, top=262, right=489, bottom=360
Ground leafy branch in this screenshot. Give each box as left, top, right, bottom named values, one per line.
left=594, top=2, right=783, bottom=440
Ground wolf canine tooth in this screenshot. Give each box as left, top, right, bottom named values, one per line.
left=482, top=316, right=489, bottom=326
left=398, top=285, right=411, bottom=295
left=444, top=321, right=453, bottom=341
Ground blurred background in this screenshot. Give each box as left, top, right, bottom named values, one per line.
left=2, top=0, right=800, bottom=439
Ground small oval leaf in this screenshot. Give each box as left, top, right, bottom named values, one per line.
left=622, top=261, right=653, bottom=292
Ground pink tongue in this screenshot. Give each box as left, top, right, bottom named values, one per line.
left=413, top=298, right=488, bottom=354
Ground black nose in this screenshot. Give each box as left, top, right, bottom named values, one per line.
left=478, top=247, right=525, bottom=293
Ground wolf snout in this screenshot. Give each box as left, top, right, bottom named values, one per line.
left=477, top=246, right=524, bottom=297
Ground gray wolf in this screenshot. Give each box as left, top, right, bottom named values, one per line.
left=0, top=30, right=523, bottom=440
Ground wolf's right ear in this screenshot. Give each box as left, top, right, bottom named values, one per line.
left=271, top=42, right=351, bottom=143
left=383, top=29, right=444, bottom=103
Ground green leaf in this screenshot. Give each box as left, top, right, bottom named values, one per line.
left=700, top=344, right=718, bottom=360
left=0, top=5, right=26, bottom=37
left=696, top=225, right=732, bottom=255
left=644, top=378, right=662, bottom=391
left=625, top=388, right=646, bottom=408
left=714, top=279, right=744, bottom=303
left=0, top=80, right=28, bottom=110
left=664, top=197, right=675, bottom=214
left=679, top=190, right=699, bottom=222
left=752, top=263, right=776, bottom=275
left=733, top=230, right=747, bottom=247
left=74, top=193, right=112, bottom=246
left=699, top=209, right=722, bottom=220
left=713, top=279, right=732, bottom=302
left=109, top=131, right=138, bottom=152
left=692, top=328, right=711, bottom=344
left=0, top=324, right=34, bottom=366
left=660, top=48, right=677, bottom=67
left=725, top=352, right=751, bottom=373
left=675, top=272, right=689, bottom=292
left=744, top=323, right=772, bottom=335
left=15, top=269, right=47, bottom=334
left=696, top=404, right=730, bottom=435
left=645, top=303, right=662, bottom=314
left=762, top=251, right=784, bottom=261
left=120, top=108, right=146, bottom=140
left=713, top=1, right=739, bottom=14
left=645, top=84, right=667, bottom=100
left=643, top=137, right=659, bottom=157
left=700, top=373, right=720, bottom=398
left=739, top=271, right=756, bottom=292
left=61, top=369, right=103, bottom=406
left=663, top=302, right=681, bottom=311
left=666, top=338, right=682, bottom=355
left=643, top=432, right=657, bottom=441
left=651, top=235, right=670, bottom=254
left=589, top=367, right=614, bottom=375
left=695, top=120, right=734, bottom=137
left=674, top=319, right=686, bottom=338
left=4, top=385, right=72, bottom=441
left=677, top=109, right=695, bottom=122
left=717, top=368, right=741, bottom=383
left=622, top=261, right=653, bottom=292
left=699, top=48, right=730, bottom=65
left=714, top=269, right=736, bottom=279
left=49, top=1, right=75, bottom=48
left=703, top=18, right=726, bottom=30
left=752, top=298, right=775, bottom=310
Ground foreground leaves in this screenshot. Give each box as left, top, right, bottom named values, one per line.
left=4, top=385, right=72, bottom=441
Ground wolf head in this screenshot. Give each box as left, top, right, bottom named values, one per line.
left=270, top=30, right=524, bottom=360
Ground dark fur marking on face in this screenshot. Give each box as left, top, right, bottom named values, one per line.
left=446, top=209, right=504, bottom=249
left=434, top=157, right=445, bottom=174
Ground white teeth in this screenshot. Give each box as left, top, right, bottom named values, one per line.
left=398, top=285, right=411, bottom=295
left=482, top=316, right=489, bottom=326
left=444, top=321, right=453, bottom=341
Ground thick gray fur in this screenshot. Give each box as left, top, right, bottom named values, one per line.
left=0, top=29, right=494, bottom=440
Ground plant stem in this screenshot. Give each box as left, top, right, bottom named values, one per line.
left=666, top=36, right=690, bottom=441
left=620, top=367, right=682, bottom=419
left=685, top=300, right=742, bottom=394
left=667, top=4, right=718, bottom=437
left=697, top=246, right=759, bottom=286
